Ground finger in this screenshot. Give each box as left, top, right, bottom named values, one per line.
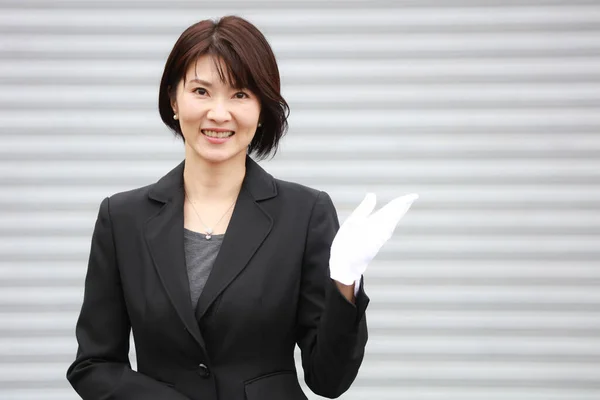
left=348, top=192, right=377, bottom=220
left=370, top=193, right=419, bottom=227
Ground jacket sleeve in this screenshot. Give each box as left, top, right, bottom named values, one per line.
left=66, top=197, right=190, bottom=400
left=296, top=191, right=370, bottom=399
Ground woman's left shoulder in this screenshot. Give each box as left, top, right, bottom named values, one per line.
left=273, top=178, right=325, bottom=201
left=272, top=178, right=336, bottom=212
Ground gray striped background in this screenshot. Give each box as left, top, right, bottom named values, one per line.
left=1, top=1, right=599, bottom=399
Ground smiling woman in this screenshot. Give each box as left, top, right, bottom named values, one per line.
left=158, top=16, right=289, bottom=162
left=65, top=14, right=417, bottom=400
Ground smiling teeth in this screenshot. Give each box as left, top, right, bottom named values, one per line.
left=203, top=130, right=234, bottom=138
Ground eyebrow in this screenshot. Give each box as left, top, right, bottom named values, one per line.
left=187, top=78, right=212, bottom=87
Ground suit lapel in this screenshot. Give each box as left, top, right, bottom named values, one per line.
left=144, top=161, right=206, bottom=349
left=194, top=183, right=273, bottom=321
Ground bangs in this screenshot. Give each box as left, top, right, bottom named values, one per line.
left=184, top=42, right=254, bottom=90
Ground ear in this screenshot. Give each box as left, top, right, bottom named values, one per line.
left=168, top=85, right=178, bottom=114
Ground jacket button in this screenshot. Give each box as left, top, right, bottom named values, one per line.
left=197, top=363, right=210, bottom=378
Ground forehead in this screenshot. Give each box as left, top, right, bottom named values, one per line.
left=183, top=55, right=217, bottom=78
left=182, top=54, right=242, bottom=89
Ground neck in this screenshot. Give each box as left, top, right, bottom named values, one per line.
left=183, top=149, right=246, bottom=202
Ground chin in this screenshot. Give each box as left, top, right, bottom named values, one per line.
left=193, top=146, right=246, bottom=165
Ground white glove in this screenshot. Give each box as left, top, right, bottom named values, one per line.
left=329, top=192, right=419, bottom=286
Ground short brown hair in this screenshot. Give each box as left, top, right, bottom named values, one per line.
left=158, top=16, right=289, bottom=160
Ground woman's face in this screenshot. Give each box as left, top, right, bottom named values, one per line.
left=171, top=55, right=261, bottom=165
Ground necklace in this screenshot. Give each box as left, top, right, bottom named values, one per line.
left=185, top=192, right=236, bottom=240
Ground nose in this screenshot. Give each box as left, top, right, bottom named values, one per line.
left=206, top=99, right=231, bottom=124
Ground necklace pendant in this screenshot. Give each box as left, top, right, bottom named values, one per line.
left=205, top=228, right=213, bottom=240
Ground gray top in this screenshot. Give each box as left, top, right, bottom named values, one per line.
left=183, top=228, right=224, bottom=308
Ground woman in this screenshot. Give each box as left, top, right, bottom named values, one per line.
left=66, top=16, right=417, bottom=400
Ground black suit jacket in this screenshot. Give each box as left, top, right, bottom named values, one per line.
left=67, top=156, right=369, bottom=400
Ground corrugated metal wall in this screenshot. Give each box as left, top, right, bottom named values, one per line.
left=1, top=1, right=599, bottom=399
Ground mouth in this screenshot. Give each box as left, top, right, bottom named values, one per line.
left=201, top=129, right=235, bottom=139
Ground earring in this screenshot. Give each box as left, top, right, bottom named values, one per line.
left=258, top=122, right=262, bottom=127
left=173, top=114, right=179, bottom=120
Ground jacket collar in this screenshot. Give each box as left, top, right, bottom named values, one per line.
left=148, top=155, right=277, bottom=204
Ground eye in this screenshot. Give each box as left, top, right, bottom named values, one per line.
left=193, top=87, right=208, bottom=96
left=234, top=91, right=249, bottom=99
